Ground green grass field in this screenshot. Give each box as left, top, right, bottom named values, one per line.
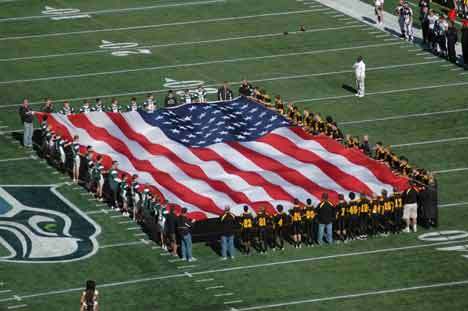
left=0, top=0, right=468, bottom=310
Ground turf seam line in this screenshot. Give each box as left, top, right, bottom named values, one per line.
left=7, top=304, right=27, bottom=310
left=432, top=167, right=468, bottom=174
left=206, top=285, right=225, bottom=290
left=0, top=290, right=12, bottom=293
left=177, top=265, right=198, bottom=269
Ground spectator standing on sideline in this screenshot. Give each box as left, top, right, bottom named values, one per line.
left=177, top=208, right=196, bottom=262
left=434, top=15, right=449, bottom=57
left=375, top=0, right=384, bottom=25
left=461, top=19, right=468, bottom=67
left=420, top=6, right=430, bottom=45
left=316, top=193, right=335, bottom=244
left=217, top=81, right=234, bottom=101
left=238, top=79, right=253, bottom=97
left=19, top=99, right=34, bottom=148
left=219, top=206, right=236, bottom=260
left=428, top=10, right=438, bottom=51
left=353, top=56, right=366, bottom=98
left=447, top=21, right=459, bottom=63
left=396, top=1, right=406, bottom=38
left=402, top=2, right=414, bottom=41
left=166, top=207, right=178, bottom=257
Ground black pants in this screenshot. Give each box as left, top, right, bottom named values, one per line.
left=305, top=220, right=316, bottom=244
left=274, top=227, right=285, bottom=249
left=257, top=228, right=268, bottom=252
left=448, top=42, right=457, bottom=62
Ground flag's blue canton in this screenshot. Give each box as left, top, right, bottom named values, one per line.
left=139, top=97, right=290, bottom=147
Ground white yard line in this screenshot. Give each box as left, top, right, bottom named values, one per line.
left=177, top=265, right=198, bottom=269
left=214, top=292, right=234, bottom=297
left=340, top=107, right=468, bottom=125
left=0, top=25, right=365, bottom=62
left=0, top=156, right=32, bottom=163
left=224, top=299, right=244, bottom=304
left=7, top=305, right=28, bottom=310
left=99, top=241, right=143, bottom=249
left=0, top=9, right=326, bottom=41
left=126, top=227, right=141, bottom=231
left=206, top=285, right=225, bottom=290
left=440, top=202, right=468, bottom=208
left=0, top=0, right=226, bottom=22
left=432, top=167, right=468, bottom=174
left=234, top=280, right=468, bottom=311
left=2, top=239, right=466, bottom=303
left=293, top=81, right=468, bottom=103
left=195, top=278, right=215, bottom=283
left=0, top=290, right=12, bottom=293
left=391, top=136, right=468, bottom=148
left=0, top=42, right=400, bottom=85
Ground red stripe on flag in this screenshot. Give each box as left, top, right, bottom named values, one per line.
left=290, top=127, right=409, bottom=191
left=258, top=133, right=374, bottom=196
left=229, top=142, right=340, bottom=203
left=67, top=113, right=224, bottom=216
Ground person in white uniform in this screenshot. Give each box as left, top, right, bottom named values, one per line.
left=375, top=0, right=384, bottom=25
left=353, top=56, right=366, bottom=98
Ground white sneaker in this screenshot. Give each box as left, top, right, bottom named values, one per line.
left=220, top=257, right=227, bottom=261
left=412, top=225, right=418, bottom=232
left=229, top=256, right=235, bottom=260
left=358, top=94, right=364, bottom=98
left=355, top=93, right=359, bottom=97
left=403, top=227, right=410, bottom=233
left=188, top=257, right=197, bottom=262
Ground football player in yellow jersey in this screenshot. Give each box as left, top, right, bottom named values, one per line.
left=370, top=196, right=380, bottom=237
left=393, top=189, right=404, bottom=232
left=273, top=205, right=288, bottom=251
left=290, top=199, right=303, bottom=248
left=255, top=207, right=270, bottom=254
left=347, top=192, right=360, bottom=240
left=359, top=193, right=371, bottom=239
left=335, top=194, right=348, bottom=243
left=239, top=205, right=254, bottom=255
left=304, top=198, right=317, bottom=246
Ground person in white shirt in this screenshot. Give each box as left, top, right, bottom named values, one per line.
left=353, top=56, right=366, bottom=98
left=375, top=0, right=385, bottom=25
left=402, top=2, right=414, bottom=41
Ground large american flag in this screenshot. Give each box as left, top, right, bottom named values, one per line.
left=43, top=97, right=408, bottom=219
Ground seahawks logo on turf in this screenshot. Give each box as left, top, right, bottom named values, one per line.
left=0, top=186, right=101, bottom=263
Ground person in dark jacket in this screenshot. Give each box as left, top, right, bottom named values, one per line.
left=177, top=208, right=196, bottom=262
left=19, top=99, right=34, bottom=148
left=164, top=90, right=179, bottom=107
left=420, top=6, right=430, bottom=44
left=219, top=206, right=237, bottom=260
left=462, top=20, right=468, bottom=68
left=165, top=208, right=178, bottom=257
left=217, top=81, right=233, bottom=101
left=447, top=21, right=458, bottom=63
left=316, top=193, right=335, bottom=244
left=238, top=79, right=253, bottom=97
